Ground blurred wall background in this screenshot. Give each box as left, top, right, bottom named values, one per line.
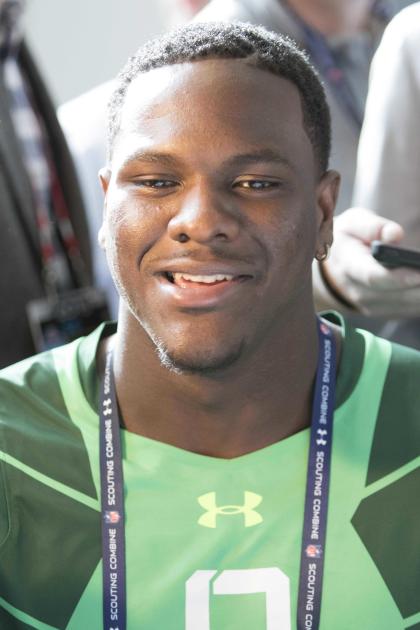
left=24, top=0, right=169, bottom=105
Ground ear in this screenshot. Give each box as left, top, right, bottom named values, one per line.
left=314, top=169, right=340, bottom=255
left=99, top=166, right=111, bottom=195
left=98, top=167, right=111, bottom=250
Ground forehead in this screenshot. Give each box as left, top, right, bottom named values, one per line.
left=113, top=58, right=313, bottom=170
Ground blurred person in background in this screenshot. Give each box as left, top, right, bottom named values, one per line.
left=0, top=0, right=100, bottom=368
left=58, top=80, right=118, bottom=314
left=163, top=0, right=210, bottom=25
left=348, top=2, right=420, bottom=348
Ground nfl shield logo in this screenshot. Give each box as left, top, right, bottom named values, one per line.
left=306, top=544, right=322, bottom=558
left=319, top=323, right=330, bottom=336
left=105, top=510, right=121, bottom=524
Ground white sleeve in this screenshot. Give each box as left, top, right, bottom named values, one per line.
left=352, top=4, right=420, bottom=248
left=193, top=0, right=253, bottom=23
left=57, top=81, right=120, bottom=317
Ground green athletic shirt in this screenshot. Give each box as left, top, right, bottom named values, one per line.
left=0, top=314, right=419, bottom=630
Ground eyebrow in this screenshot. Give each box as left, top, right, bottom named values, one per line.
left=222, top=149, right=294, bottom=171
left=119, top=150, right=182, bottom=170
left=119, top=148, right=294, bottom=171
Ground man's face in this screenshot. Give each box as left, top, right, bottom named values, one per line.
left=100, top=59, right=336, bottom=373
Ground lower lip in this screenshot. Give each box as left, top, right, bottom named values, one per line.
left=157, top=276, right=252, bottom=308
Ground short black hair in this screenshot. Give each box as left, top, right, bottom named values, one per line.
left=107, top=21, right=331, bottom=172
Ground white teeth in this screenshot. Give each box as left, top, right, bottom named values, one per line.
left=173, top=273, right=234, bottom=284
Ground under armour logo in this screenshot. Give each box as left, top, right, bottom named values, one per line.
left=198, top=491, right=263, bottom=528
left=316, top=428, right=327, bottom=446
left=103, top=398, right=112, bottom=416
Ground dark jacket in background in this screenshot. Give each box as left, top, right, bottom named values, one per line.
left=0, top=44, right=92, bottom=368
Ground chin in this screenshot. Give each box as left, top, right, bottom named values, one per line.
left=153, top=337, right=245, bottom=375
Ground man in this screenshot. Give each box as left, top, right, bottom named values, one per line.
left=350, top=2, right=420, bottom=348
left=0, top=21, right=418, bottom=629
left=0, top=0, right=95, bottom=367
left=59, top=0, right=420, bottom=325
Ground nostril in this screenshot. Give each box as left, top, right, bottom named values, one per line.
left=178, top=233, right=189, bottom=243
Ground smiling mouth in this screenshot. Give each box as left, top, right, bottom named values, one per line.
left=164, top=272, right=249, bottom=288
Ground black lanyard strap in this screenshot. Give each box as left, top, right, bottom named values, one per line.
left=100, top=350, right=127, bottom=630
left=297, top=320, right=337, bottom=629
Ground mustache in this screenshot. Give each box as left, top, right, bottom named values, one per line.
left=146, top=247, right=257, bottom=266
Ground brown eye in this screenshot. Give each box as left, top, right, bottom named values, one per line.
left=246, top=181, right=273, bottom=189
left=235, top=180, right=278, bottom=190
left=136, top=179, right=177, bottom=188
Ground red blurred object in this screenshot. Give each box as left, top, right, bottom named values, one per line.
left=180, top=0, right=209, bottom=15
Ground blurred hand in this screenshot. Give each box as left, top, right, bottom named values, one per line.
left=321, top=207, right=420, bottom=317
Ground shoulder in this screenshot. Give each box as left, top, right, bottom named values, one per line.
left=383, top=3, right=420, bottom=45
left=0, top=338, right=98, bottom=505
left=367, top=332, right=420, bottom=397
left=355, top=328, right=420, bottom=404
left=0, top=328, right=101, bottom=446
left=349, top=332, right=420, bottom=618
left=0, top=345, right=102, bottom=626
left=331, top=313, right=420, bottom=416
left=0, top=343, right=81, bottom=470
left=0, top=349, right=67, bottom=433
left=378, top=337, right=420, bottom=442
left=355, top=330, right=420, bottom=484
left=376, top=4, right=420, bottom=70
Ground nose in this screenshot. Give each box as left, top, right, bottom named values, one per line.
left=167, top=184, right=241, bottom=245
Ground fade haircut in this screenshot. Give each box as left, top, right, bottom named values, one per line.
left=107, top=21, right=331, bottom=172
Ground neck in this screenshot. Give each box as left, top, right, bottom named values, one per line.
left=101, top=301, right=332, bottom=459
left=286, top=0, right=375, bottom=37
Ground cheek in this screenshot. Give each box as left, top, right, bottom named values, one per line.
left=269, top=210, right=315, bottom=256
left=104, top=195, right=166, bottom=276
left=264, top=208, right=317, bottom=285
